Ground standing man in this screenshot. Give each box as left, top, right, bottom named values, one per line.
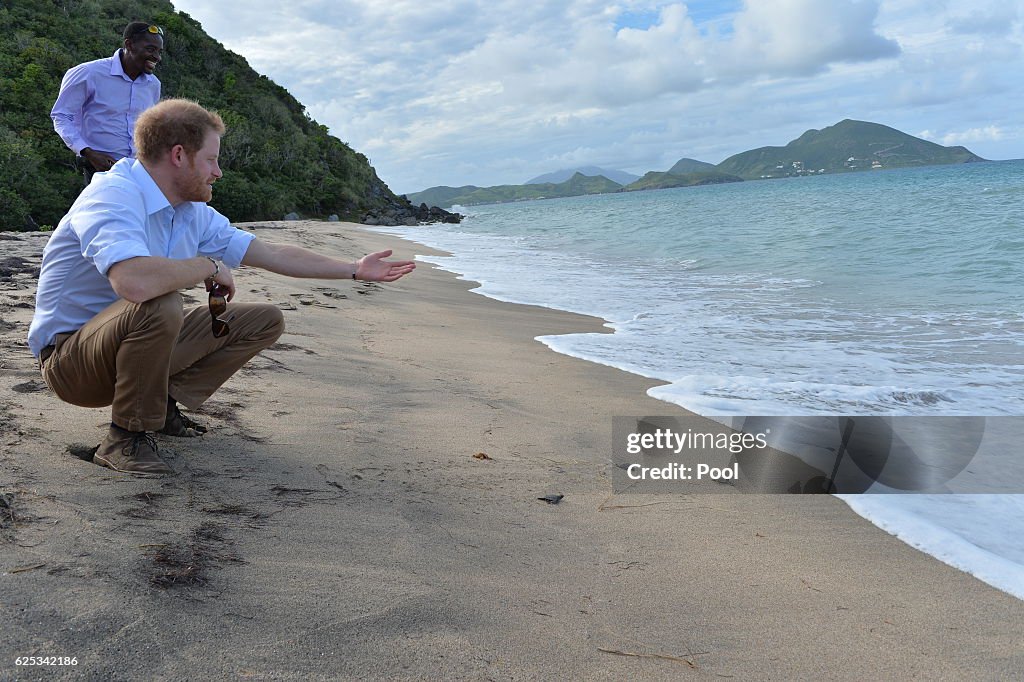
left=28, top=99, right=416, bottom=475
left=51, top=21, right=164, bottom=183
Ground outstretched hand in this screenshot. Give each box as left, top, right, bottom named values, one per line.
left=354, top=250, right=416, bottom=282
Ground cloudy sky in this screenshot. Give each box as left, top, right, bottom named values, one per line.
left=170, top=0, right=1024, bottom=194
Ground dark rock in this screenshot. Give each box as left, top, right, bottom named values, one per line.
left=0, top=256, right=31, bottom=277
left=357, top=187, right=462, bottom=226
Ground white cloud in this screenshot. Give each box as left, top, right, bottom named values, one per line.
left=939, top=126, right=1005, bottom=146
left=726, top=0, right=900, bottom=77
left=948, top=5, right=1021, bottom=36
left=170, top=0, right=1024, bottom=192
left=416, top=0, right=898, bottom=111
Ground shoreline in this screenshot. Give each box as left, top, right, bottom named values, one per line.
left=2, top=221, right=1022, bottom=678
left=365, top=224, right=676, bottom=388
left=376, top=221, right=1024, bottom=600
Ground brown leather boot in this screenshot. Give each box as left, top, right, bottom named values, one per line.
left=93, top=425, right=172, bottom=475
left=158, top=400, right=207, bottom=438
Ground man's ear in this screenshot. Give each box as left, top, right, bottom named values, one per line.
left=169, top=144, right=187, bottom=168
left=122, top=38, right=133, bottom=53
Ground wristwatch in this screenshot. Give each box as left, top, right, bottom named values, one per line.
left=206, top=257, right=220, bottom=279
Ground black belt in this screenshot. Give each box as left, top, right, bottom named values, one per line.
left=39, top=332, right=74, bottom=367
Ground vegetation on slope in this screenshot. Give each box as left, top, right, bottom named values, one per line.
left=0, top=0, right=401, bottom=230
left=623, top=170, right=743, bottom=191
left=716, top=119, right=985, bottom=179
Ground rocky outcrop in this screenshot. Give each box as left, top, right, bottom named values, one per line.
left=360, top=196, right=462, bottom=226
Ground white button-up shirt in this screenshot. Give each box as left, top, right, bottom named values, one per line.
left=27, top=159, right=255, bottom=357
left=50, top=49, right=161, bottom=159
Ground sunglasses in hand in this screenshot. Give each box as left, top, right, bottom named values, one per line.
left=206, top=281, right=231, bottom=338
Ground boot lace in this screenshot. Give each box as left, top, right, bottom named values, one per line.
left=124, top=431, right=158, bottom=457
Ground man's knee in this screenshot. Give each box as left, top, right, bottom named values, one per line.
left=235, top=303, right=286, bottom=348
left=137, top=291, right=184, bottom=335
left=261, top=304, right=285, bottom=343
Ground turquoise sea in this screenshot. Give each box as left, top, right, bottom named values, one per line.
left=378, top=160, right=1024, bottom=599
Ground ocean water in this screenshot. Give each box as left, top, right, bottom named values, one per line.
left=377, top=160, right=1024, bottom=600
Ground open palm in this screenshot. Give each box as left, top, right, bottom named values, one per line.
left=355, top=250, right=416, bottom=282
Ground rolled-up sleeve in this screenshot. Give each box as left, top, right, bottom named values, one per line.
left=196, top=206, right=255, bottom=268
left=73, top=190, right=152, bottom=275
left=51, top=65, right=89, bottom=155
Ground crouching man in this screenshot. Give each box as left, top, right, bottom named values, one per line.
left=27, top=99, right=415, bottom=475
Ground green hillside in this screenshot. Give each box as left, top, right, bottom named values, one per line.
left=407, top=173, right=622, bottom=208
left=667, top=157, right=717, bottom=174
left=624, top=170, right=743, bottom=191
left=716, top=119, right=985, bottom=179
left=0, top=0, right=415, bottom=230
left=405, top=185, right=483, bottom=208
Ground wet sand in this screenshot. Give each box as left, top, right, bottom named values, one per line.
left=1, top=221, right=1021, bottom=679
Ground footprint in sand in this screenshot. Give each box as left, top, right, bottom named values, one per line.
left=312, top=287, right=349, bottom=300
left=288, top=293, right=337, bottom=309
left=266, top=342, right=317, bottom=355
left=355, top=283, right=382, bottom=296
left=11, top=380, right=48, bottom=393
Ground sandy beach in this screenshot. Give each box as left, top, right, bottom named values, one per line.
left=2, top=221, right=1022, bottom=679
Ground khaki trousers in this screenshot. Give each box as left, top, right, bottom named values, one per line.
left=40, top=292, right=285, bottom=432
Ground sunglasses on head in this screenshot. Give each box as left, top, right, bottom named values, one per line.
left=206, top=281, right=230, bottom=338
left=129, top=24, right=163, bottom=40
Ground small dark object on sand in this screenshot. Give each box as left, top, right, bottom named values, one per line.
left=538, top=494, right=564, bottom=505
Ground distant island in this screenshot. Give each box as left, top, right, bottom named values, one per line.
left=407, top=120, right=986, bottom=208
left=525, top=166, right=640, bottom=186
left=407, top=174, right=622, bottom=209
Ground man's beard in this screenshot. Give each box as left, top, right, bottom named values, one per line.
left=177, top=160, right=213, bottom=202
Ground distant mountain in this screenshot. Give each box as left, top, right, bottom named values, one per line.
left=716, top=119, right=986, bottom=179
left=624, top=170, right=743, bottom=192
left=410, top=120, right=986, bottom=208
left=667, top=158, right=717, bottom=174
left=526, top=166, right=639, bottom=186
left=407, top=173, right=622, bottom=208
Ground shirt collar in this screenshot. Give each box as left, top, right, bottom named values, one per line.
left=128, top=159, right=172, bottom=216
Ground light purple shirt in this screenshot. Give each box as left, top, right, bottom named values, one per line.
left=50, top=49, right=161, bottom=159
left=27, top=159, right=255, bottom=357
